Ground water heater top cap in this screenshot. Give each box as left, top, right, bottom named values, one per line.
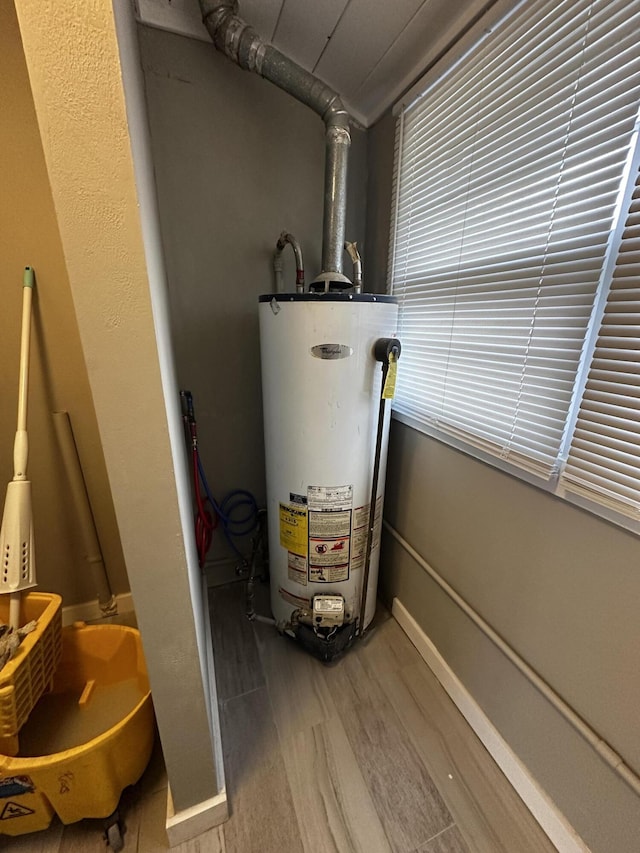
left=258, top=293, right=397, bottom=303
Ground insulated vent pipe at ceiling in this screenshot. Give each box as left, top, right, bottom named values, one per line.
left=198, top=0, right=352, bottom=286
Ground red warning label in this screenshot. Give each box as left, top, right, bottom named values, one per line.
left=309, top=536, right=350, bottom=566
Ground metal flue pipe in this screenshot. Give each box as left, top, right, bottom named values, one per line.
left=199, top=0, right=352, bottom=285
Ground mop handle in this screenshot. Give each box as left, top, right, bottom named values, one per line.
left=14, top=267, right=34, bottom=480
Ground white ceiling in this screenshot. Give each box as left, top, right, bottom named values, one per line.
left=133, top=0, right=493, bottom=126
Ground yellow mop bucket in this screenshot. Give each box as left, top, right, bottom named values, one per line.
left=0, top=592, right=62, bottom=754
left=0, top=622, right=154, bottom=835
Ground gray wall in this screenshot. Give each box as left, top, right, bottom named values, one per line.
left=369, top=112, right=640, bottom=853
left=138, top=25, right=367, bottom=570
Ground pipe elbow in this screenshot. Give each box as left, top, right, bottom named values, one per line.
left=200, top=0, right=236, bottom=39
left=324, top=100, right=351, bottom=132
left=200, top=0, right=262, bottom=72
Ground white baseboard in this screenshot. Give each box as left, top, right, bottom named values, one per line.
left=392, top=598, right=590, bottom=853
left=166, top=785, right=228, bottom=847
left=204, top=558, right=244, bottom=588
left=61, top=591, right=135, bottom=626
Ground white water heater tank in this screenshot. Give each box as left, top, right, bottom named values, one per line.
left=259, top=293, right=398, bottom=631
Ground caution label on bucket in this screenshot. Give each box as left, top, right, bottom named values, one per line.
left=0, top=801, right=35, bottom=820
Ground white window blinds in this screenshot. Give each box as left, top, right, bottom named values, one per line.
left=390, top=0, right=640, bottom=480
left=561, top=162, right=640, bottom=518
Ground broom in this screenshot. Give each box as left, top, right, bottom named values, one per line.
left=0, top=267, right=37, bottom=629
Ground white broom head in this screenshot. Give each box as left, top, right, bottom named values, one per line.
left=0, top=479, right=36, bottom=594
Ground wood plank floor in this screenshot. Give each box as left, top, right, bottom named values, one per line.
left=212, top=582, right=556, bottom=853
left=4, top=582, right=557, bottom=852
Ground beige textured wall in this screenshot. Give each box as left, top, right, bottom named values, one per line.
left=0, top=2, right=128, bottom=604
left=370, top=110, right=640, bottom=852
left=138, top=24, right=368, bottom=574
left=14, top=0, right=223, bottom=814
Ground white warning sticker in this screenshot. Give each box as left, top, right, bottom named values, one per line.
left=307, top=484, right=353, bottom=511
left=309, top=509, right=352, bottom=539
left=288, top=552, right=307, bottom=586
left=350, top=496, right=383, bottom=571
left=309, top=564, right=349, bottom=583
left=307, top=485, right=354, bottom=581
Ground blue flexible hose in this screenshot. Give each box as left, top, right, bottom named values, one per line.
left=196, top=455, right=258, bottom=561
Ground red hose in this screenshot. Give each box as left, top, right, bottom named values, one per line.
left=192, top=446, right=216, bottom=568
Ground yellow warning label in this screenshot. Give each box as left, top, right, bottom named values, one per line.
left=279, top=503, right=308, bottom=555
left=0, top=801, right=35, bottom=820
left=382, top=351, right=398, bottom=399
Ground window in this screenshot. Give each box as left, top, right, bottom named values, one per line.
left=389, top=0, right=640, bottom=529
left=561, top=163, right=640, bottom=518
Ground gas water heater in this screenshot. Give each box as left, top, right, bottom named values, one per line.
left=259, top=292, right=399, bottom=660
left=198, top=0, right=401, bottom=659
